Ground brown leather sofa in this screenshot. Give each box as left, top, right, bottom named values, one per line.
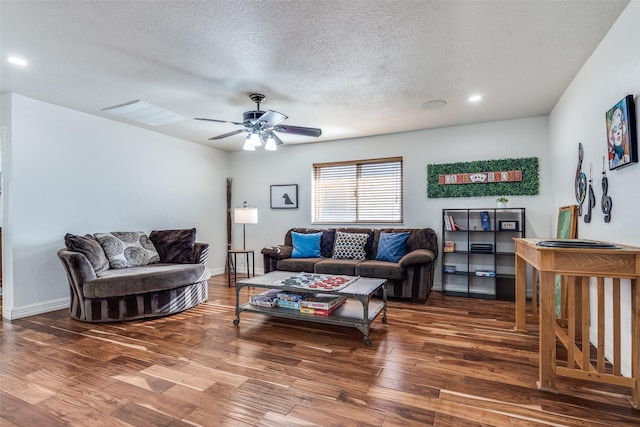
left=262, top=227, right=438, bottom=303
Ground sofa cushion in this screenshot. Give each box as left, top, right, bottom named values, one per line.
left=314, top=258, right=363, bottom=276
left=332, top=231, right=368, bottom=260
left=277, top=257, right=324, bottom=273
left=356, top=260, right=406, bottom=281
left=375, top=232, right=410, bottom=263
left=285, top=228, right=336, bottom=258
left=149, top=228, right=196, bottom=264
left=84, top=263, right=209, bottom=298
left=291, top=232, right=322, bottom=258
left=94, top=231, right=160, bottom=269
left=64, top=233, right=110, bottom=273
left=320, top=229, right=336, bottom=257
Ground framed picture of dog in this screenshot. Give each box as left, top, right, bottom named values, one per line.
left=270, top=184, right=298, bottom=209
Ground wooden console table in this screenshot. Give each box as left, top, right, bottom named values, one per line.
left=514, top=238, right=640, bottom=407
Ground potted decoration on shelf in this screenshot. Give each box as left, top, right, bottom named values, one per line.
left=496, top=196, right=509, bottom=208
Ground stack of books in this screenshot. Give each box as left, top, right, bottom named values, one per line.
left=444, top=214, right=466, bottom=231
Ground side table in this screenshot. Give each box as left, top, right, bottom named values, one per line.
left=227, top=249, right=255, bottom=287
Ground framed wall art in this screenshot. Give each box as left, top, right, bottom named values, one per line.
left=270, top=184, right=298, bottom=209
left=606, top=94, right=637, bottom=170
left=498, top=220, right=519, bottom=231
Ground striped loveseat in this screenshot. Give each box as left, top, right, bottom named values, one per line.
left=57, top=229, right=210, bottom=322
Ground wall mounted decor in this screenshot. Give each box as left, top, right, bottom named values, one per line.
left=427, top=157, right=538, bottom=198
left=584, top=164, right=596, bottom=223
left=606, top=94, right=637, bottom=170
left=575, top=143, right=587, bottom=216
left=601, top=156, right=612, bottom=223
left=270, top=184, right=298, bottom=209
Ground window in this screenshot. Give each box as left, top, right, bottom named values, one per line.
left=313, top=157, right=403, bottom=224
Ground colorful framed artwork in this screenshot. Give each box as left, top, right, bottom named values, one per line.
left=606, top=95, right=637, bottom=170
left=270, top=184, right=298, bottom=209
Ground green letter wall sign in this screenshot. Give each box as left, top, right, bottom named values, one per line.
left=427, top=157, right=539, bottom=198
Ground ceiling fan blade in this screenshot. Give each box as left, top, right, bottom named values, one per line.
left=272, top=133, right=284, bottom=146
left=274, top=124, right=322, bottom=137
left=195, top=117, right=245, bottom=126
left=258, top=110, right=288, bottom=127
left=208, top=129, right=247, bottom=140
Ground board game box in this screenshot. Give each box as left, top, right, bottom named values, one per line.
left=300, top=298, right=347, bottom=316
left=277, top=299, right=301, bottom=310
left=249, top=289, right=279, bottom=307
left=300, top=294, right=347, bottom=310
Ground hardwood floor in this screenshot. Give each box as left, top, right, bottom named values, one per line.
left=1, top=275, right=639, bottom=426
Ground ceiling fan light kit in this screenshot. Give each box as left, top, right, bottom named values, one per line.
left=195, top=93, right=322, bottom=151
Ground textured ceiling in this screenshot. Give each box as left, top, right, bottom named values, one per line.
left=0, top=0, right=630, bottom=151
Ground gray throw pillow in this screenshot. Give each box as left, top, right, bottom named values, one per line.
left=64, top=233, right=110, bottom=273
left=94, top=231, right=160, bottom=269
left=149, top=228, right=197, bottom=264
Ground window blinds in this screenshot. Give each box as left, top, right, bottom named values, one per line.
left=312, top=157, right=403, bottom=224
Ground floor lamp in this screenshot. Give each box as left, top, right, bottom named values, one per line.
left=234, top=201, right=258, bottom=249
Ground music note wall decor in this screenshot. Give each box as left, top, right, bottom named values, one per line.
left=575, top=143, right=587, bottom=216
left=601, top=156, right=613, bottom=223
left=584, top=163, right=596, bottom=224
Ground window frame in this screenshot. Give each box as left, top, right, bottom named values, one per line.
left=312, top=156, right=404, bottom=225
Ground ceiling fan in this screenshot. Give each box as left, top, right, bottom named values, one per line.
left=195, top=93, right=322, bottom=151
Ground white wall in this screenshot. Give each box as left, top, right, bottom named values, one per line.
left=549, top=1, right=639, bottom=376
left=229, top=116, right=552, bottom=287
left=1, top=93, right=230, bottom=320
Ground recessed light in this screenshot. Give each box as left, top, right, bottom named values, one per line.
left=8, top=56, right=28, bottom=66
left=469, top=94, right=482, bottom=103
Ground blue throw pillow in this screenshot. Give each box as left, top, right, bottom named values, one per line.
left=375, top=232, right=410, bottom=263
left=291, top=232, right=322, bottom=258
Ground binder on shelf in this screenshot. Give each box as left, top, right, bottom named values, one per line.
left=481, top=211, right=491, bottom=231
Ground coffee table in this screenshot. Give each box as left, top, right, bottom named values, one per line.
left=234, top=271, right=387, bottom=347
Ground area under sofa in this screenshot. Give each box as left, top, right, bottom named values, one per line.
left=262, top=227, right=438, bottom=303
left=58, top=229, right=211, bottom=322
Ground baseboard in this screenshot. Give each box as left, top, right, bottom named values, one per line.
left=3, top=268, right=265, bottom=321
left=210, top=267, right=265, bottom=276
left=4, top=297, right=70, bottom=320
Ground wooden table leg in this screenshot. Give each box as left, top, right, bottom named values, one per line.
left=632, top=278, right=640, bottom=408
left=515, top=254, right=527, bottom=332
left=538, top=270, right=557, bottom=393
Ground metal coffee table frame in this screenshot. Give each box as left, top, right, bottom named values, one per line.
left=234, top=271, right=387, bottom=347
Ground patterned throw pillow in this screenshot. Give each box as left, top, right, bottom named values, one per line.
left=332, top=231, right=369, bottom=260
left=94, top=231, right=160, bottom=269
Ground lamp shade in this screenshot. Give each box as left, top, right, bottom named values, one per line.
left=234, top=203, right=258, bottom=224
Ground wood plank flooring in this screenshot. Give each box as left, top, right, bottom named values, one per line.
left=2, top=275, right=639, bottom=426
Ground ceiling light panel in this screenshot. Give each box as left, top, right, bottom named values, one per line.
left=102, top=100, right=186, bottom=126
left=7, top=56, right=28, bottom=66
